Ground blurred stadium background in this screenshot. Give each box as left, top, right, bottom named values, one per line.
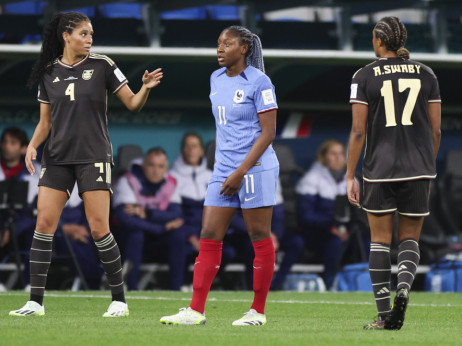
left=0, top=0, right=461, bottom=293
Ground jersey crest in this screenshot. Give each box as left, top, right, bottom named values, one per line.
left=233, top=89, right=244, bottom=103
left=82, top=69, right=94, bottom=80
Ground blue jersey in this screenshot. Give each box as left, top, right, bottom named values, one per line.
left=210, top=66, right=279, bottom=177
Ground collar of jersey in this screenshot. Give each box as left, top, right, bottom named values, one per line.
left=217, top=66, right=249, bottom=80
left=57, top=55, right=89, bottom=69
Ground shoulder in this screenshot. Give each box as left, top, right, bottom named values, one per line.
left=211, top=67, right=226, bottom=80
left=89, top=53, right=116, bottom=67
left=246, top=66, right=270, bottom=83
left=410, top=60, right=438, bottom=78
left=352, top=60, right=377, bottom=80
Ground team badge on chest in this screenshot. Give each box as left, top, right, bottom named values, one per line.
left=82, top=69, right=94, bottom=80
left=233, top=89, right=244, bottom=103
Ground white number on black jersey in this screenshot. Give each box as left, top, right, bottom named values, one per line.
left=381, top=78, right=421, bottom=127
left=65, top=83, right=75, bottom=101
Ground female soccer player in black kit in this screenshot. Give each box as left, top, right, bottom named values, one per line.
left=346, top=17, right=441, bottom=330
left=10, top=12, right=163, bottom=317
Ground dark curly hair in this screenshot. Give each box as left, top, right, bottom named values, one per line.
left=374, top=16, right=410, bottom=60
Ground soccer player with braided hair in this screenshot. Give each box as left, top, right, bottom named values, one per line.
left=347, top=16, right=441, bottom=330
left=9, top=11, right=163, bottom=317
left=160, top=25, right=278, bottom=326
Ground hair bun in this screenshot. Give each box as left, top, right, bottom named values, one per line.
left=397, top=47, right=410, bottom=60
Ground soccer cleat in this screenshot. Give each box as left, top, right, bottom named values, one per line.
left=103, top=301, right=129, bottom=317
left=363, top=315, right=386, bottom=330
left=160, top=307, right=206, bottom=325
left=9, top=301, right=45, bottom=317
left=232, top=309, right=266, bottom=326
left=384, top=288, right=409, bottom=330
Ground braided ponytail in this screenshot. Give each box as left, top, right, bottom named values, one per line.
left=27, top=11, right=90, bottom=88
left=374, top=16, right=410, bottom=60
left=223, top=25, right=266, bottom=73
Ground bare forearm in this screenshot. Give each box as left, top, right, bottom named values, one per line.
left=128, top=84, right=151, bottom=112
left=29, top=121, right=51, bottom=149
left=433, top=130, right=441, bottom=158
left=346, top=130, right=365, bottom=180
left=237, top=131, right=275, bottom=175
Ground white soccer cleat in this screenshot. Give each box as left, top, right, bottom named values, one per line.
left=160, top=307, right=206, bottom=325
left=103, top=301, right=129, bottom=317
left=232, top=309, right=266, bottom=326
left=9, top=301, right=45, bottom=317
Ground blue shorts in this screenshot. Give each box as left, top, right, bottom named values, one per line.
left=204, top=167, right=279, bottom=209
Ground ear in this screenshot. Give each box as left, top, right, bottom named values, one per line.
left=62, top=31, right=70, bottom=43
left=377, top=37, right=385, bottom=48
left=241, top=44, right=249, bottom=56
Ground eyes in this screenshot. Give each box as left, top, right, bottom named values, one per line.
left=217, top=42, right=230, bottom=48
left=80, top=32, right=94, bottom=38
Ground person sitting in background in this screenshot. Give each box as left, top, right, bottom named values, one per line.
left=0, top=127, right=40, bottom=290
left=296, top=139, right=354, bottom=289
left=53, top=184, right=103, bottom=289
left=112, top=147, right=187, bottom=290
left=226, top=179, right=304, bottom=290
left=170, top=133, right=235, bottom=270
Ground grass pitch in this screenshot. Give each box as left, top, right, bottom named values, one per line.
left=1, top=291, right=461, bottom=345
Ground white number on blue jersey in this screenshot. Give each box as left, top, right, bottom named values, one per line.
left=218, top=106, right=227, bottom=125
left=244, top=174, right=255, bottom=194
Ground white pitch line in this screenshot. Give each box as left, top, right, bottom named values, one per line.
left=1, top=292, right=461, bottom=308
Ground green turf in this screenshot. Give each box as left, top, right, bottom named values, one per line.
left=1, top=291, right=461, bottom=345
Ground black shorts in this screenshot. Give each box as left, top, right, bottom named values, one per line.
left=38, top=163, right=112, bottom=198
left=362, top=179, right=431, bottom=216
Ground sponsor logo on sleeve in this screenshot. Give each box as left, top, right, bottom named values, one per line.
left=114, top=68, right=126, bottom=82
left=261, top=89, right=275, bottom=105
left=233, top=89, right=244, bottom=103
left=82, top=69, right=94, bottom=80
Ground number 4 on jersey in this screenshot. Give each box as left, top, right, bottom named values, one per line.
left=65, top=82, right=75, bottom=101
left=381, top=78, right=421, bottom=127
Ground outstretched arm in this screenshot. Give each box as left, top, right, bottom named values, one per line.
left=116, top=68, right=163, bottom=112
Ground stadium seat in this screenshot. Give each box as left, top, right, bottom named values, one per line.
left=206, top=5, right=240, bottom=20
left=98, top=3, right=142, bottom=19
left=160, top=7, right=207, bottom=20
left=115, top=144, right=143, bottom=177
left=3, top=1, right=46, bottom=15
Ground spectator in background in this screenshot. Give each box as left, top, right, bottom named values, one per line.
left=0, top=127, right=40, bottom=290
left=296, top=139, right=354, bottom=289
left=170, top=133, right=235, bottom=270
left=226, top=179, right=304, bottom=290
left=53, top=184, right=103, bottom=289
left=112, top=147, right=187, bottom=290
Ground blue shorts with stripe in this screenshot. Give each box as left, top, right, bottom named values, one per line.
left=204, top=167, right=279, bottom=209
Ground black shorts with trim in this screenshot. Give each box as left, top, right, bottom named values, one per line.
left=362, top=179, right=431, bottom=216
left=38, top=163, right=112, bottom=197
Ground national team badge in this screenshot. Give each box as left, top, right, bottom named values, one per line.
left=233, top=89, right=244, bottom=103
left=82, top=69, right=94, bottom=80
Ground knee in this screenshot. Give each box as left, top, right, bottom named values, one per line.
left=35, top=217, right=56, bottom=234
left=199, top=227, right=221, bottom=241
left=247, top=227, right=270, bottom=242
left=88, top=217, right=110, bottom=239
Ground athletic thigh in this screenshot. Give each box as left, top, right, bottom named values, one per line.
left=242, top=206, right=273, bottom=242
left=82, top=190, right=111, bottom=238
left=75, top=162, right=112, bottom=197
left=366, top=212, right=394, bottom=245
left=200, top=206, right=237, bottom=241
left=35, top=186, right=69, bottom=234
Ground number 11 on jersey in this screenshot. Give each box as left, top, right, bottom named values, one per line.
left=218, top=106, right=227, bottom=125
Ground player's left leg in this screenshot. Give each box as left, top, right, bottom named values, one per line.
left=233, top=206, right=274, bottom=326
left=82, top=190, right=128, bottom=317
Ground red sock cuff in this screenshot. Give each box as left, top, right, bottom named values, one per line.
left=199, top=238, right=223, bottom=252
left=252, top=237, right=274, bottom=254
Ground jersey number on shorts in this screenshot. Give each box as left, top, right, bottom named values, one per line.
left=381, top=79, right=421, bottom=127
left=218, top=106, right=227, bottom=125
left=65, top=83, right=75, bottom=101
left=94, top=162, right=111, bottom=184
left=244, top=174, right=255, bottom=194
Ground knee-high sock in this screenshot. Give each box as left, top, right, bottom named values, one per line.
left=397, top=239, right=420, bottom=291
left=94, top=233, right=125, bottom=303
left=190, top=239, right=222, bottom=314
left=251, top=237, right=275, bottom=314
left=369, top=242, right=391, bottom=318
left=30, top=231, right=54, bottom=305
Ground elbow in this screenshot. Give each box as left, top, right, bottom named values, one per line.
left=350, top=128, right=365, bottom=141
left=433, top=128, right=441, bottom=139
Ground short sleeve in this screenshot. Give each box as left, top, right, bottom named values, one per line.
left=349, top=68, right=368, bottom=106
left=253, top=75, right=278, bottom=114
left=105, top=58, right=128, bottom=94
left=428, top=73, right=441, bottom=103
left=37, top=80, right=50, bottom=104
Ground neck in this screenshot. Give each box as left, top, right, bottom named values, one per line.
left=2, top=158, right=20, bottom=168
left=380, top=50, right=399, bottom=59
left=62, top=49, right=86, bottom=66
left=226, top=62, right=247, bottom=77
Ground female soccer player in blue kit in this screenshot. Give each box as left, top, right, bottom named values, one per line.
left=161, top=26, right=279, bottom=326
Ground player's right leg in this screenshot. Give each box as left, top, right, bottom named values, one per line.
left=160, top=195, right=236, bottom=325
left=10, top=184, right=69, bottom=317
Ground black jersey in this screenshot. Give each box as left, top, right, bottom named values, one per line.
left=38, top=53, right=128, bottom=166
left=349, top=57, right=441, bottom=182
